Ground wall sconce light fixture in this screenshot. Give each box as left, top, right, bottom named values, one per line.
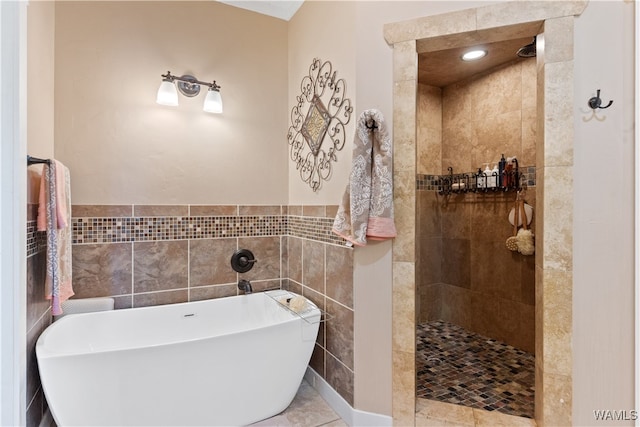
left=156, top=71, right=223, bottom=114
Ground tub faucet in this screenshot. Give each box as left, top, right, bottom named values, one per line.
left=238, top=279, right=253, bottom=294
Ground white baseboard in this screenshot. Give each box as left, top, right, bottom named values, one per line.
left=304, top=368, right=392, bottom=427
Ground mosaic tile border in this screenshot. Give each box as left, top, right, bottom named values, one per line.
left=417, top=166, right=536, bottom=191
left=65, top=209, right=348, bottom=246
left=27, top=220, right=47, bottom=257
left=72, top=215, right=287, bottom=244
left=27, top=206, right=353, bottom=247
left=288, top=215, right=346, bottom=246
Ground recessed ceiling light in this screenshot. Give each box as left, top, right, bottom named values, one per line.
left=461, top=49, right=487, bottom=61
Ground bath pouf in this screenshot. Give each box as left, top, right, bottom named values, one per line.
left=516, top=228, right=535, bottom=255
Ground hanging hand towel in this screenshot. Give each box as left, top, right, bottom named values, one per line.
left=332, top=109, right=397, bottom=246
left=37, top=160, right=74, bottom=315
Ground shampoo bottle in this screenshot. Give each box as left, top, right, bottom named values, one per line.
left=498, top=154, right=506, bottom=188
left=489, top=165, right=499, bottom=188
left=476, top=168, right=485, bottom=189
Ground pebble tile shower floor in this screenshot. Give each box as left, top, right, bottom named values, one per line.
left=416, top=320, right=535, bottom=418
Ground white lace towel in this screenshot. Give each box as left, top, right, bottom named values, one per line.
left=332, top=109, right=396, bottom=246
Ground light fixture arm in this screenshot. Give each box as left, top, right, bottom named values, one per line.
left=161, top=71, right=221, bottom=91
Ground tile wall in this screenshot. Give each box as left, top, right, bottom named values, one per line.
left=416, top=58, right=537, bottom=353
left=26, top=204, right=53, bottom=427
left=69, top=204, right=355, bottom=405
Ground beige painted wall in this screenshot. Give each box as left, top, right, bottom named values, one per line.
left=27, top=1, right=54, bottom=163
left=287, top=1, right=356, bottom=205
left=54, top=1, right=289, bottom=205
left=573, top=1, right=636, bottom=424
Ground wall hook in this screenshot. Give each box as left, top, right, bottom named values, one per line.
left=587, top=89, right=613, bottom=110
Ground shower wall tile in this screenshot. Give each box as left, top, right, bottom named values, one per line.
left=26, top=219, right=55, bottom=427
left=325, top=245, right=353, bottom=309
left=392, top=349, right=416, bottom=426
left=72, top=204, right=132, bottom=217
left=302, top=286, right=326, bottom=346
left=417, top=283, right=442, bottom=323
left=303, top=239, right=325, bottom=294
left=392, top=262, right=416, bottom=354
left=417, top=190, right=442, bottom=238
left=288, top=205, right=303, bottom=216
left=26, top=252, right=48, bottom=331
left=473, top=110, right=522, bottom=169
left=134, top=205, right=188, bottom=217
left=189, top=205, right=237, bottom=216
left=439, top=283, right=473, bottom=329
left=417, top=237, right=442, bottom=286
left=238, top=236, right=281, bottom=281
left=521, top=59, right=537, bottom=110
left=473, top=61, right=522, bottom=115
left=288, top=236, right=303, bottom=283
left=417, top=84, right=442, bottom=175
left=326, top=299, right=354, bottom=370
left=542, top=61, right=574, bottom=167
left=310, top=344, right=325, bottom=377
left=393, top=39, right=418, bottom=82
left=325, top=205, right=339, bottom=218
left=393, top=170, right=416, bottom=263
left=326, top=352, right=354, bottom=406
left=302, top=205, right=325, bottom=217
left=441, top=238, right=471, bottom=289
left=190, top=238, right=238, bottom=286
left=133, top=289, right=188, bottom=308
left=471, top=239, right=523, bottom=301
left=439, top=194, right=470, bottom=240
left=543, top=16, right=574, bottom=64
left=540, top=166, right=572, bottom=272
left=113, top=295, right=133, bottom=310
left=133, top=241, right=188, bottom=293
left=72, top=242, right=132, bottom=298
left=26, top=312, right=47, bottom=406
left=521, top=106, right=537, bottom=167
left=239, top=205, right=282, bottom=216
left=393, top=78, right=417, bottom=172
left=190, top=284, right=237, bottom=301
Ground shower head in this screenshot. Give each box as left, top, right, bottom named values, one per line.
left=517, top=36, right=537, bottom=58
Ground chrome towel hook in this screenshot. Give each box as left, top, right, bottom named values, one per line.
left=587, top=89, right=613, bottom=110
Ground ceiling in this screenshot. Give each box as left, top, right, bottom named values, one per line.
left=217, top=0, right=304, bottom=21
left=418, top=36, right=536, bottom=87
left=217, top=1, right=537, bottom=87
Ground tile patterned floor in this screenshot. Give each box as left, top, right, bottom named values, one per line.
left=416, top=320, right=535, bottom=419
left=250, top=380, right=347, bottom=427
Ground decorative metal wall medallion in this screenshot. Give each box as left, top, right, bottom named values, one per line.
left=288, top=58, right=353, bottom=192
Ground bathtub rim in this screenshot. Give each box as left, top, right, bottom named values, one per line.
left=36, top=290, right=320, bottom=358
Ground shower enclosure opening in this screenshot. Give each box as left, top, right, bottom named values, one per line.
left=415, top=37, right=537, bottom=419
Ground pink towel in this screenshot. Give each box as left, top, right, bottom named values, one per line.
left=332, top=109, right=397, bottom=246
left=37, top=160, right=74, bottom=315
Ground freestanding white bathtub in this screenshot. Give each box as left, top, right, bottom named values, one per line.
left=36, top=290, right=320, bottom=426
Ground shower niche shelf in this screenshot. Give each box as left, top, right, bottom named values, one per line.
left=438, top=164, right=523, bottom=196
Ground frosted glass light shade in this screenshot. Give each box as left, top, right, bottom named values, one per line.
left=203, top=89, right=223, bottom=113
left=156, top=80, right=179, bottom=106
